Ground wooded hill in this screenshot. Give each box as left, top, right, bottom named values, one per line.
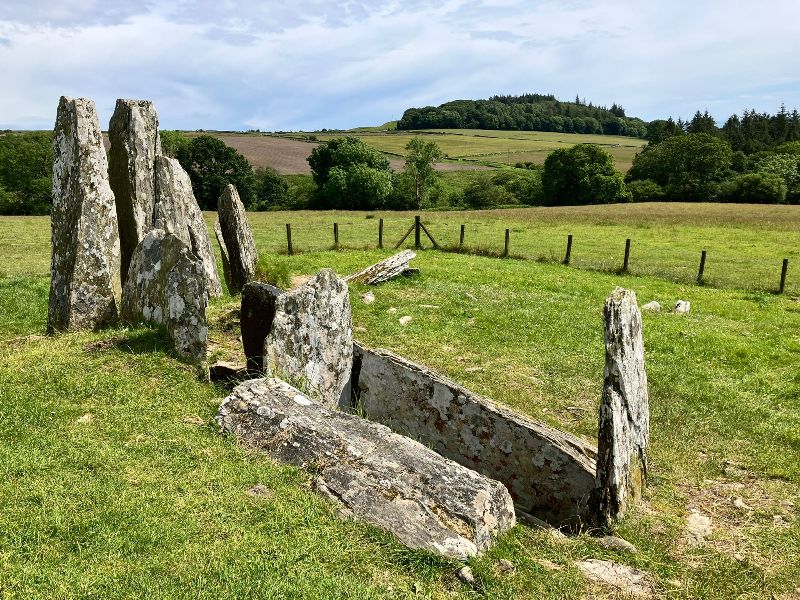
left=397, top=94, right=648, bottom=137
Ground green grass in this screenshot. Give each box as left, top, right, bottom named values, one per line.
left=312, top=129, right=646, bottom=171
left=1, top=206, right=799, bottom=598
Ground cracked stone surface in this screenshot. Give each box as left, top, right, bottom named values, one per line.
left=264, top=269, right=352, bottom=409
left=353, top=344, right=598, bottom=526
left=108, top=99, right=161, bottom=285
left=121, top=229, right=207, bottom=367
left=217, top=377, right=516, bottom=560
left=153, top=156, right=222, bottom=298
left=48, top=96, right=122, bottom=333
left=593, top=287, right=649, bottom=526
left=216, top=184, right=256, bottom=294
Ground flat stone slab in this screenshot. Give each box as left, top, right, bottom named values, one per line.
left=353, top=345, right=597, bottom=526
left=48, top=96, right=121, bottom=333
left=217, top=377, right=516, bottom=560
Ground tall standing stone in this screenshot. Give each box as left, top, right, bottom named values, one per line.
left=154, top=156, right=222, bottom=298
left=593, top=287, right=649, bottom=526
left=121, top=229, right=208, bottom=370
left=264, top=269, right=352, bottom=409
left=108, top=99, right=161, bottom=285
left=48, top=96, right=122, bottom=333
left=216, top=184, right=256, bottom=294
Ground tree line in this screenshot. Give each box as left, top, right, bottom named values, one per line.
left=397, top=95, right=648, bottom=137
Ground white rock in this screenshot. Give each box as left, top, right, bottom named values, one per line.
left=685, top=509, right=712, bottom=544
left=361, top=291, right=375, bottom=304
left=576, top=559, right=652, bottom=598
left=641, top=301, right=661, bottom=313
left=674, top=300, right=691, bottom=314
left=399, top=316, right=413, bottom=326
left=597, top=535, right=638, bottom=553
left=456, top=566, right=475, bottom=585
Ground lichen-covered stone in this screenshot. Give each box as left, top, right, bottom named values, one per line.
left=217, top=377, right=516, bottom=559
left=120, top=229, right=207, bottom=367
left=108, top=99, right=161, bottom=284
left=154, top=156, right=222, bottom=298
left=48, top=96, right=121, bottom=333
left=216, top=184, right=256, bottom=293
left=345, top=250, right=416, bottom=285
left=213, top=221, right=231, bottom=290
left=264, top=269, right=352, bottom=409
left=241, top=282, right=283, bottom=371
left=593, top=287, right=649, bottom=526
left=353, top=344, right=598, bottom=526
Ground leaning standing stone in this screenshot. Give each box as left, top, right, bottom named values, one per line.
left=108, top=99, right=161, bottom=285
left=264, top=269, right=352, bottom=409
left=121, top=229, right=208, bottom=369
left=216, top=184, right=256, bottom=294
left=593, top=287, right=649, bottom=526
left=48, top=96, right=122, bottom=333
left=153, top=156, right=222, bottom=298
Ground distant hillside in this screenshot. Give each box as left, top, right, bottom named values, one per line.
left=398, top=93, right=647, bottom=138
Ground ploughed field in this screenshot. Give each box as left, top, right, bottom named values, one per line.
left=184, top=132, right=490, bottom=174
left=0, top=204, right=798, bottom=598
left=183, top=128, right=643, bottom=173
left=311, top=128, right=646, bottom=171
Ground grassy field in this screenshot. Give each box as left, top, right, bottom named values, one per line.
left=312, top=129, right=647, bottom=171
left=1, top=205, right=798, bottom=598
left=4, top=203, right=795, bottom=294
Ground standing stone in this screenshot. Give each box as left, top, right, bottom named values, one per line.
left=48, top=96, right=122, bottom=333
left=108, top=99, right=161, bottom=285
left=121, top=229, right=208, bottom=368
left=593, top=287, right=649, bottom=526
left=153, top=156, right=222, bottom=298
left=216, top=184, right=256, bottom=294
left=241, top=282, right=283, bottom=371
left=214, top=221, right=232, bottom=291
left=264, top=269, right=352, bottom=409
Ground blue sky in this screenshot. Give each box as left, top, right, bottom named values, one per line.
left=1, top=0, right=799, bottom=131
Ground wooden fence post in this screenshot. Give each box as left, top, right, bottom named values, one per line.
left=333, top=222, right=339, bottom=250
left=459, top=224, right=465, bottom=250
left=697, top=250, right=707, bottom=283
left=564, top=234, right=573, bottom=265
left=286, top=223, right=293, bottom=256
left=779, top=258, right=789, bottom=294
left=623, top=238, right=631, bottom=272
left=414, top=215, right=421, bottom=250
left=378, top=218, right=384, bottom=249
left=503, top=229, right=510, bottom=257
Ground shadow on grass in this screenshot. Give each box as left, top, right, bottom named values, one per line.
left=83, top=325, right=173, bottom=356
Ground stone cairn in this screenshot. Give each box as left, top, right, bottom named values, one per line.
left=47, top=95, right=236, bottom=373
left=48, top=97, right=122, bottom=333
left=221, top=276, right=651, bottom=555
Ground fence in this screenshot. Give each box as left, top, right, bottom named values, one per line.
left=268, top=215, right=789, bottom=294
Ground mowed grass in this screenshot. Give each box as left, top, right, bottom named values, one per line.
left=0, top=205, right=799, bottom=598
left=313, top=129, right=646, bottom=171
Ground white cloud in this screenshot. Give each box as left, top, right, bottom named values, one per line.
left=1, top=0, right=799, bottom=130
